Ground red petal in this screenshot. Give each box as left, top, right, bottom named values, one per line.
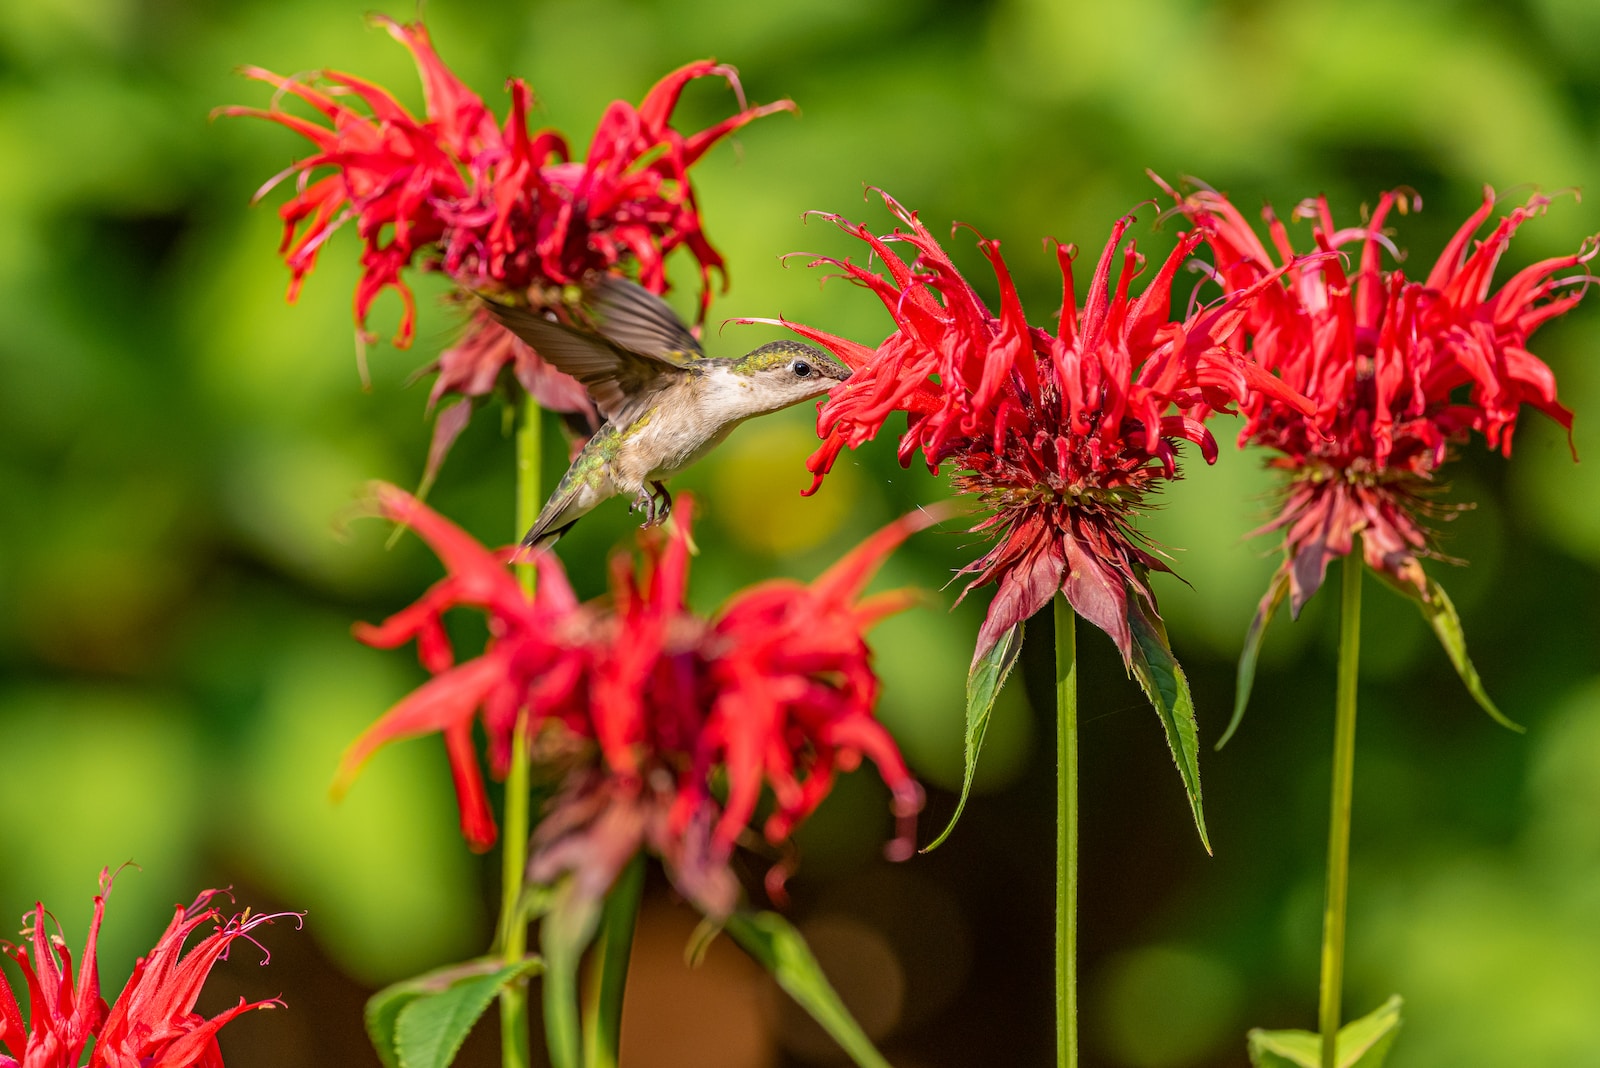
left=810, top=505, right=948, bottom=608
left=333, top=655, right=504, bottom=798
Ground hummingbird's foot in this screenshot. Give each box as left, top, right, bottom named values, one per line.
left=639, top=480, right=673, bottom=528
left=629, top=482, right=672, bottom=526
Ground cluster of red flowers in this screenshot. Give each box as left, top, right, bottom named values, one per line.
left=0, top=873, right=290, bottom=1068
left=338, top=485, right=927, bottom=918
left=221, top=17, right=793, bottom=473
left=1162, top=181, right=1592, bottom=615
left=759, top=191, right=1309, bottom=665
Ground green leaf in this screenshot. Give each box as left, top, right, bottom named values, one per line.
left=1416, top=576, right=1523, bottom=732
left=1220, top=569, right=1289, bottom=749
left=540, top=876, right=605, bottom=1068
left=1247, top=995, right=1404, bottom=1068
left=923, top=621, right=1023, bottom=852
left=364, top=957, right=541, bottom=1068
left=367, top=983, right=416, bottom=1068
left=725, top=911, right=893, bottom=1068
left=583, top=854, right=646, bottom=1068
left=396, top=960, right=542, bottom=1068
left=1127, top=600, right=1210, bottom=853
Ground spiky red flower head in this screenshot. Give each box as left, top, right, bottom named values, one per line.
left=220, top=18, right=793, bottom=473
left=687, top=509, right=929, bottom=865
left=0, top=872, right=292, bottom=1068
left=534, top=500, right=931, bottom=915
left=335, top=483, right=587, bottom=852
left=1162, top=180, right=1593, bottom=614
left=756, top=191, right=1308, bottom=665
left=223, top=17, right=791, bottom=339
left=342, top=486, right=929, bottom=917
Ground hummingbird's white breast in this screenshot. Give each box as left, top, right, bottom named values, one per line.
left=612, top=366, right=810, bottom=489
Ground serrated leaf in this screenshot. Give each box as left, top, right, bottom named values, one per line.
left=396, top=961, right=541, bottom=1068
left=1247, top=995, right=1403, bottom=1068
left=1416, top=576, right=1523, bottom=732
left=726, top=911, right=892, bottom=1068
left=1127, top=600, right=1210, bottom=852
left=924, top=621, right=1023, bottom=852
left=1221, top=569, right=1289, bottom=749
left=365, top=957, right=541, bottom=1068
left=367, top=984, right=416, bottom=1068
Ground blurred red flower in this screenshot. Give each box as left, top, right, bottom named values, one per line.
left=334, top=483, right=587, bottom=852
left=756, top=191, right=1306, bottom=667
left=220, top=17, right=793, bottom=475
left=1162, top=181, right=1592, bottom=614
left=0, top=873, right=291, bottom=1068
left=341, top=485, right=929, bottom=918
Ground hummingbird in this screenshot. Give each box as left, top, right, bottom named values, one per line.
left=484, top=276, right=851, bottom=547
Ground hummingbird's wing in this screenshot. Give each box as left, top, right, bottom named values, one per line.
left=583, top=275, right=705, bottom=361
left=482, top=278, right=704, bottom=427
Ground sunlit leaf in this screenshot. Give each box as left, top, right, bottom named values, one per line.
left=1417, top=576, right=1523, bottom=732
left=1247, top=996, right=1403, bottom=1068
left=725, top=911, right=892, bottom=1068
left=1221, top=569, right=1289, bottom=749
left=923, top=620, right=1023, bottom=852
left=1128, top=599, right=1210, bottom=853
left=364, top=957, right=541, bottom=1068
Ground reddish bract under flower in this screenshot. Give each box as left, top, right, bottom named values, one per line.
left=0, top=873, right=290, bottom=1068
left=221, top=18, right=793, bottom=475
left=1163, top=180, right=1593, bottom=612
left=757, top=191, right=1308, bottom=663
left=342, top=485, right=929, bottom=917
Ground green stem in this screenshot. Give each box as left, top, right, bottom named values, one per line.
left=543, top=951, right=581, bottom=1068
left=516, top=391, right=543, bottom=597
left=498, top=392, right=543, bottom=1068
left=582, top=855, right=646, bottom=1068
left=1318, top=553, right=1363, bottom=1068
left=1054, top=595, right=1078, bottom=1068
left=497, top=720, right=532, bottom=1068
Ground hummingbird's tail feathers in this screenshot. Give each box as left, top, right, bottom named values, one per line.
left=521, top=517, right=579, bottom=550
left=586, top=276, right=704, bottom=363
left=520, top=462, right=603, bottom=548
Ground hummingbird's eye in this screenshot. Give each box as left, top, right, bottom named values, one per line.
left=792, top=360, right=813, bottom=378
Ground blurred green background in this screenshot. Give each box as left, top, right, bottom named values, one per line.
left=2, top=0, right=1599, bottom=1065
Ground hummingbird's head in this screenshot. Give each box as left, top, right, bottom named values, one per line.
left=729, top=340, right=852, bottom=411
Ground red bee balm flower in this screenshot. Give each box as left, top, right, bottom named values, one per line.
left=0, top=873, right=292, bottom=1068
left=751, top=192, right=1312, bottom=843
left=769, top=192, right=1307, bottom=663
left=1162, top=179, right=1593, bottom=733
left=341, top=486, right=929, bottom=918
left=335, top=483, right=587, bottom=852
left=220, top=17, right=793, bottom=474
